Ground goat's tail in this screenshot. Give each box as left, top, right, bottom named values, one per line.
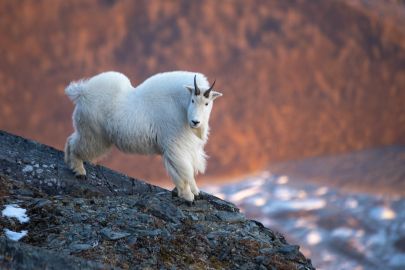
left=65, top=80, right=87, bottom=104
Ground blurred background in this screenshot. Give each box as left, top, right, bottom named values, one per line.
left=0, top=0, right=404, bottom=269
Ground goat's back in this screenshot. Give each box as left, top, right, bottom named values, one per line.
left=135, top=71, right=209, bottom=99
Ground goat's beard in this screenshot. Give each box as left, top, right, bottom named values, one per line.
left=191, top=127, right=203, bottom=139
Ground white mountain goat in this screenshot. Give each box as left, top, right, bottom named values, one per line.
left=64, top=71, right=222, bottom=202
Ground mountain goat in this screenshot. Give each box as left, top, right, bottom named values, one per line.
left=64, top=71, right=222, bottom=202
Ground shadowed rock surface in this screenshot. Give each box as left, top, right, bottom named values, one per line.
left=0, top=130, right=314, bottom=269
left=0, top=238, right=109, bottom=270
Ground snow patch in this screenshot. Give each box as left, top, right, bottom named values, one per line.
left=2, top=204, right=30, bottom=223
left=4, top=229, right=28, bottom=241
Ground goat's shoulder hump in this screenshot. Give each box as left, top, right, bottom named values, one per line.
left=145, top=71, right=208, bottom=88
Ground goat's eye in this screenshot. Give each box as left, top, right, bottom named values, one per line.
left=205, top=103, right=208, bottom=106
left=192, top=99, right=194, bottom=103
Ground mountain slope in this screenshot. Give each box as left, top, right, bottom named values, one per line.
left=0, top=130, right=314, bottom=269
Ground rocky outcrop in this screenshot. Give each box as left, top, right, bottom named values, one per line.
left=0, top=130, right=314, bottom=269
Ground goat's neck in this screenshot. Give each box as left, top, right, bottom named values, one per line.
left=192, top=122, right=209, bottom=141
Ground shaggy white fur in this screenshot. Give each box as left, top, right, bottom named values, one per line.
left=64, top=71, right=222, bottom=201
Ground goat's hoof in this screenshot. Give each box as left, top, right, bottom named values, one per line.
left=194, top=193, right=203, bottom=200
left=171, top=188, right=179, bottom=198
left=75, top=174, right=87, bottom=180
left=172, top=188, right=194, bottom=204
left=186, top=200, right=195, bottom=207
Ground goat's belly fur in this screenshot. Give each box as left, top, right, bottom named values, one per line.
left=112, top=130, right=162, bottom=155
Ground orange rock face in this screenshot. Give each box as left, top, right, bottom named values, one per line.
left=0, top=0, right=404, bottom=185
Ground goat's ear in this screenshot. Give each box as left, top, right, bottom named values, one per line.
left=211, top=91, right=223, bottom=100
left=184, top=85, right=194, bottom=95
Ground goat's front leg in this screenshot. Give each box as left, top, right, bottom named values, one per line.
left=176, top=181, right=194, bottom=203
left=189, top=177, right=201, bottom=199
left=164, top=155, right=194, bottom=202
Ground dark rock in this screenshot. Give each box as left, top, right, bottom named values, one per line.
left=250, top=219, right=265, bottom=228
left=100, top=228, right=131, bottom=241
left=134, top=229, right=162, bottom=238
left=0, top=130, right=314, bottom=269
left=69, top=243, right=94, bottom=254
left=277, top=244, right=300, bottom=255
left=31, top=199, right=51, bottom=209
left=17, top=188, right=34, bottom=197
left=22, top=165, right=34, bottom=173
left=135, top=195, right=185, bottom=223
left=255, top=255, right=267, bottom=264
left=260, top=248, right=275, bottom=254
left=202, top=192, right=240, bottom=213
left=259, top=265, right=269, bottom=270
left=0, top=238, right=109, bottom=270
left=126, top=236, right=138, bottom=245
left=216, top=211, right=246, bottom=222
left=189, top=213, right=199, bottom=221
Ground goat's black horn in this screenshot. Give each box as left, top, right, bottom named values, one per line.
left=204, top=79, right=216, bottom=98
left=194, top=75, right=200, bottom=95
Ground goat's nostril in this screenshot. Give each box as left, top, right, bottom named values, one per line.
left=192, top=120, right=200, bottom=125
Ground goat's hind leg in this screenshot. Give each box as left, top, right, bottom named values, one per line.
left=64, top=135, right=72, bottom=165
left=65, top=132, right=110, bottom=178
left=64, top=133, right=87, bottom=177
